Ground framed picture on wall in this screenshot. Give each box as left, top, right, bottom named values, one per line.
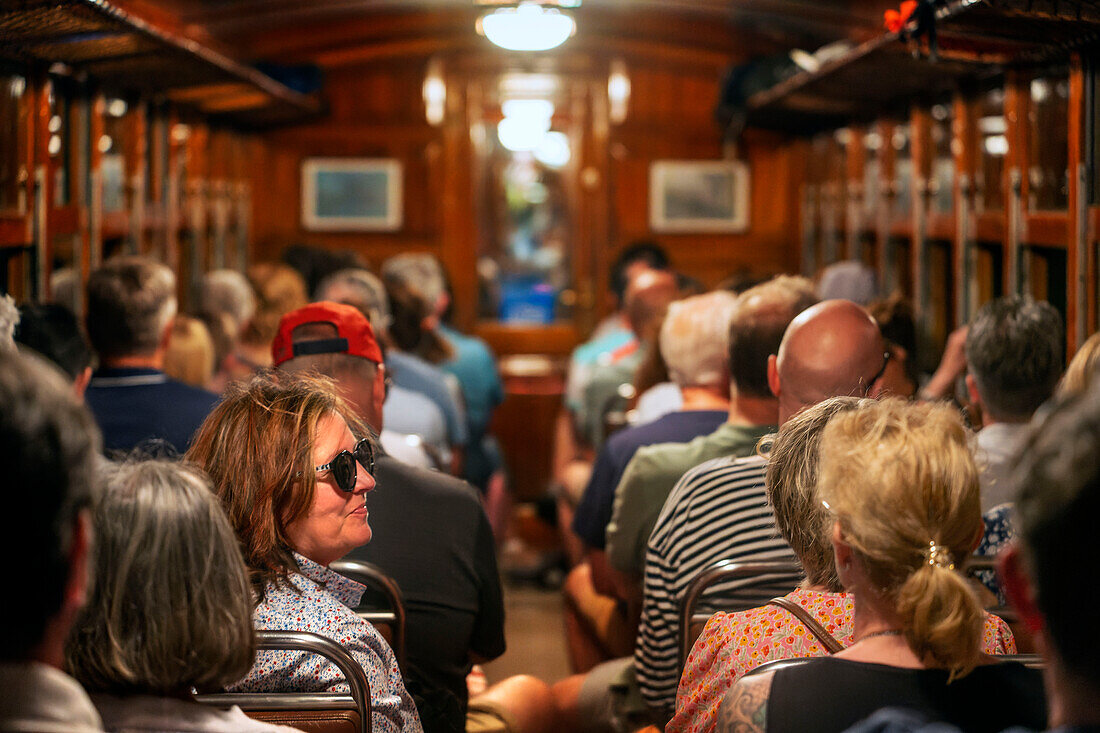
left=301, top=157, right=402, bottom=231
left=649, top=160, right=750, bottom=232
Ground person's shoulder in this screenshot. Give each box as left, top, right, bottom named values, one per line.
left=162, top=377, right=220, bottom=406
left=375, top=454, right=481, bottom=505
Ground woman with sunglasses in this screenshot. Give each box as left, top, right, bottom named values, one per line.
left=187, top=372, right=422, bottom=733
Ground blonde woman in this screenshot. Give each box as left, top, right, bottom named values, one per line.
left=66, top=460, right=298, bottom=732
left=717, top=399, right=1046, bottom=733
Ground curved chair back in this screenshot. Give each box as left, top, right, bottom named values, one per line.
left=194, top=630, right=372, bottom=733
left=679, top=559, right=804, bottom=667
left=742, top=652, right=1045, bottom=680
left=330, top=559, right=407, bottom=670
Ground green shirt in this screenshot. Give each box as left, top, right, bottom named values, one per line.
left=605, top=421, right=776, bottom=575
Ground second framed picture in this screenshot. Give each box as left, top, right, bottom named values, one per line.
left=649, top=160, right=750, bottom=233
left=301, top=157, right=402, bottom=231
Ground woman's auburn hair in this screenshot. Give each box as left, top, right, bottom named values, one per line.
left=185, top=371, right=361, bottom=599
left=817, top=398, right=984, bottom=680
left=66, top=460, right=255, bottom=695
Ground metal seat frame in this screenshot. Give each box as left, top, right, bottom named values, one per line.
left=194, top=629, right=372, bottom=733
left=678, top=559, right=804, bottom=667
left=330, top=559, right=407, bottom=671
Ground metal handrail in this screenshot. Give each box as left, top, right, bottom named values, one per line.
left=194, top=630, right=372, bottom=733
left=678, top=560, right=804, bottom=666
left=742, top=652, right=1045, bottom=679
left=330, top=559, right=407, bottom=671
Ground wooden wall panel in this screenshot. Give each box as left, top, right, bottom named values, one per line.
left=249, top=50, right=802, bottom=325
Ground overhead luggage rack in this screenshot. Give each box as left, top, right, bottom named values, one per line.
left=0, top=0, right=322, bottom=128
left=744, top=0, right=1100, bottom=134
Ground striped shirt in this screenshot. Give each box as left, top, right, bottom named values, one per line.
left=635, top=454, right=799, bottom=716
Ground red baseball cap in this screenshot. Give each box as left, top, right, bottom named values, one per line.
left=272, top=301, right=383, bottom=368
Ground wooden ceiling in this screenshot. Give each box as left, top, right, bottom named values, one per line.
left=118, top=0, right=899, bottom=66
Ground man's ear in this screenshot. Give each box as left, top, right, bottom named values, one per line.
left=965, top=373, right=983, bottom=410
left=999, top=544, right=1045, bottom=634
left=64, top=510, right=92, bottom=611
left=73, top=366, right=92, bottom=400
left=767, top=354, right=781, bottom=399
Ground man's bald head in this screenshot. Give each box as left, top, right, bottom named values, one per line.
left=767, top=299, right=887, bottom=424
left=623, top=268, right=679, bottom=338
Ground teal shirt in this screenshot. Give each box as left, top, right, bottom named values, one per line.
left=605, top=422, right=776, bottom=575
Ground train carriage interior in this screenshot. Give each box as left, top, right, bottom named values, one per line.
left=4, top=1, right=1100, bottom=732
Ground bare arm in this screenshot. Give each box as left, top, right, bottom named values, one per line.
left=716, top=672, right=773, bottom=733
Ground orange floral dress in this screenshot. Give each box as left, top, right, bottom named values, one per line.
left=667, top=589, right=1017, bottom=733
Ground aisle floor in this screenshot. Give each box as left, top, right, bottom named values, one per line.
left=482, top=581, right=572, bottom=686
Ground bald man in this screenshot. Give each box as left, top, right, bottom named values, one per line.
left=631, top=298, right=888, bottom=721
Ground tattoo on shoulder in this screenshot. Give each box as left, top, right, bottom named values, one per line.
left=716, top=673, right=771, bottom=733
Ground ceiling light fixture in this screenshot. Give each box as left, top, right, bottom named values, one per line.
left=478, top=2, right=576, bottom=52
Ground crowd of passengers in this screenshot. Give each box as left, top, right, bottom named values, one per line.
left=2, top=241, right=1100, bottom=733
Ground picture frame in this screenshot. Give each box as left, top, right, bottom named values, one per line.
left=301, top=157, right=402, bottom=231
left=649, top=160, right=750, bottom=233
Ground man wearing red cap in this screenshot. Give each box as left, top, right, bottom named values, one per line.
left=272, top=302, right=510, bottom=733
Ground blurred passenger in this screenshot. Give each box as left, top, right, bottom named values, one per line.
left=866, top=294, right=920, bottom=398
left=670, top=398, right=1015, bottom=733
left=317, top=268, right=451, bottom=467
left=84, top=257, right=219, bottom=455
left=49, top=266, right=80, bottom=313
left=383, top=272, right=469, bottom=473
left=1058, top=329, right=1100, bottom=396
left=199, top=269, right=257, bottom=392
left=718, top=400, right=1045, bottom=733
left=383, top=252, right=505, bottom=490
left=0, top=350, right=102, bottom=732
left=999, top=382, right=1100, bottom=732
left=564, top=291, right=739, bottom=669
left=14, top=302, right=94, bottom=398
left=816, top=259, right=877, bottom=305
left=237, top=262, right=308, bottom=373
left=66, top=460, right=297, bottom=732
left=186, top=372, right=422, bottom=732
left=966, top=295, right=1063, bottom=512
left=163, top=315, right=215, bottom=389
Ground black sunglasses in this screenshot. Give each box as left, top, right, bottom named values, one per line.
left=859, top=351, right=892, bottom=396
left=315, top=438, right=376, bottom=493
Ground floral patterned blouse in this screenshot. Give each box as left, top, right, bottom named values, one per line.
left=230, top=552, right=423, bottom=733
left=669, top=588, right=1017, bottom=733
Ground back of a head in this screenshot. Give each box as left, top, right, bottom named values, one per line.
left=817, top=398, right=983, bottom=678
left=245, top=262, right=309, bottom=345
left=765, top=395, right=871, bottom=592
left=1013, top=385, right=1100, bottom=686
left=200, top=269, right=256, bottom=335
left=966, top=295, right=1063, bottom=421
left=816, top=260, right=878, bottom=305
left=66, top=460, right=254, bottom=696
left=86, top=256, right=177, bottom=361
left=163, top=316, right=215, bottom=388
left=1, top=350, right=100, bottom=660
left=623, top=268, right=678, bottom=338
left=381, top=252, right=447, bottom=308
left=610, top=240, right=669, bottom=305
left=776, top=299, right=886, bottom=412
left=13, top=303, right=93, bottom=381
left=316, top=268, right=391, bottom=333
left=729, top=275, right=818, bottom=398
left=49, top=267, right=80, bottom=313
left=658, top=291, right=738, bottom=389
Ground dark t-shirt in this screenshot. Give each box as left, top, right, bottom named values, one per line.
left=344, top=453, right=505, bottom=733
left=572, top=410, right=728, bottom=549
left=764, top=658, right=1047, bottom=733
left=84, top=367, right=220, bottom=456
